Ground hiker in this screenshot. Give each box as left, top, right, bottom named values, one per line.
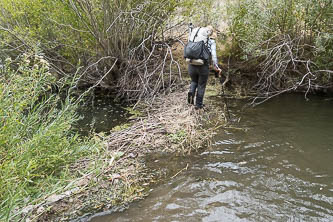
left=185, top=25, right=221, bottom=109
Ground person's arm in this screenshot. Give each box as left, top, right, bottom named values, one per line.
left=210, top=39, right=222, bottom=75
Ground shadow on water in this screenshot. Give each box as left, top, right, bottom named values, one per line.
left=87, top=94, right=333, bottom=222
left=74, top=94, right=130, bottom=136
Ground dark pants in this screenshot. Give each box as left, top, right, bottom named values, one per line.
left=188, top=64, right=209, bottom=107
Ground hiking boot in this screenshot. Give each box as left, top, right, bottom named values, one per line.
left=187, top=92, right=194, bottom=104
left=195, top=104, right=205, bottom=110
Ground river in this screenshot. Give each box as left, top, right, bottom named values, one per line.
left=86, top=94, right=333, bottom=221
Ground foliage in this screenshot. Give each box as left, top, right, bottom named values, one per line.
left=168, top=130, right=187, bottom=143
left=315, top=32, right=333, bottom=69
left=0, top=0, right=182, bottom=101
left=111, top=123, right=132, bottom=132
left=0, top=0, right=82, bottom=65
left=228, top=0, right=333, bottom=55
left=63, top=0, right=182, bottom=100
left=0, top=53, right=99, bottom=221
left=226, top=0, right=333, bottom=102
left=180, top=0, right=223, bottom=27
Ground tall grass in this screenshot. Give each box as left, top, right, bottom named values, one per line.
left=0, top=52, right=99, bottom=220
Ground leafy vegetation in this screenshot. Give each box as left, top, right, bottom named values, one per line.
left=0, top=0, right=181, bottom=101
left=225, top=0, right=333, bottom=103
left=180, top=0, right=223, bottom=26
left=0, top=52, right=100, bottom=221
left=0, top=1, right=182, bottom=220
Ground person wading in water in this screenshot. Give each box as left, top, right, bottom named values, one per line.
left=185, top=25, right=221, bottom=109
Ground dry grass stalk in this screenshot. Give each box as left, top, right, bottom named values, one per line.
left=106, top=89, right=214, bottom=155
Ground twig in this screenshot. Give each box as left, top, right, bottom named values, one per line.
left=171, top=163, right=189, bottom=179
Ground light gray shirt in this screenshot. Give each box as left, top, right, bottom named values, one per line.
left=208, top=39, right=218, bottom=68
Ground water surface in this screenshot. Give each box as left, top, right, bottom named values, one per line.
left=89, top=94, right=333, bottom=221
left=75, top=95, right=129, bottom=135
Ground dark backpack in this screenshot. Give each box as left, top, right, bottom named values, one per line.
left=184, top=27, right=210, bottom=63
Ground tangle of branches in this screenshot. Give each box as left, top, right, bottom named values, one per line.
left=67, top=0, right=183, bottom=102
left=0, top=0, right=184, bottom=102
left=252, top=34, right=333, bottom=105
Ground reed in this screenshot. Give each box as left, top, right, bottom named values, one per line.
left=0, top=53, right=100, bottom=221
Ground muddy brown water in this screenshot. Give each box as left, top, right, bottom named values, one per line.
left=86, top=94, right=333, bottom=222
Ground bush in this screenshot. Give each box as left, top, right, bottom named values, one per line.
left=0, top=0, right=181, bottom=101
left=0, top=52, right=98, bottom=220
left=227, top=0, right=333, bottom=102
left=180, top=0, right=223, bottom=26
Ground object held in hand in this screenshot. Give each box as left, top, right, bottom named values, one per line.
left=213, top=66, right=222, bottom=76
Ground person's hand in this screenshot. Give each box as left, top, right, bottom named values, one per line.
left=218, top=68, right=222, bottom=76
left=215, top=67, right=222, bottom=77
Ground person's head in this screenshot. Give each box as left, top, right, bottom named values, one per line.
left=206, top=25, right=214, bottom=36
left=206, top=25, right=217, bottom=39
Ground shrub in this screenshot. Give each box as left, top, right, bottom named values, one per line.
left=0, top=0, right=181, bottom=101
left=227, top=0, right=333, bottom=102
left=0, top=52, right=98, bottom=220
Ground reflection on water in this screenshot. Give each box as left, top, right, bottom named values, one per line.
left=89, top=94, right=333, bottom=222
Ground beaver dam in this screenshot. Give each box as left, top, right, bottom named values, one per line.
left=19, top=82, right=226, bottom=221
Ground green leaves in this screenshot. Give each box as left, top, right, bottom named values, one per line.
left=180, top=0, right=222, bottom=26
left=0, top=53, right=98, bottom=220
left=227, top=0, right=333, bottom=99
left=228, top=0, right=333, bottom=58
left=168, top=130, right=187, bottom=143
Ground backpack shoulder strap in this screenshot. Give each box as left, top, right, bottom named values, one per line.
left=192, top=27, right=201, bottom=42
left=206, top=37, right=211, bottom=48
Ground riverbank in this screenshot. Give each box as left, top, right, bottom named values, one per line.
left=22, top=81, right=226, bottom=221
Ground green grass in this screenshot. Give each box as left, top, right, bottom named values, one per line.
left=0, top=53, right=101, bottom=221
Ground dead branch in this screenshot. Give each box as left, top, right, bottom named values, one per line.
left=251, top=34, right=333, bottom=105
left=65, top=0, right=183, bottom=102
